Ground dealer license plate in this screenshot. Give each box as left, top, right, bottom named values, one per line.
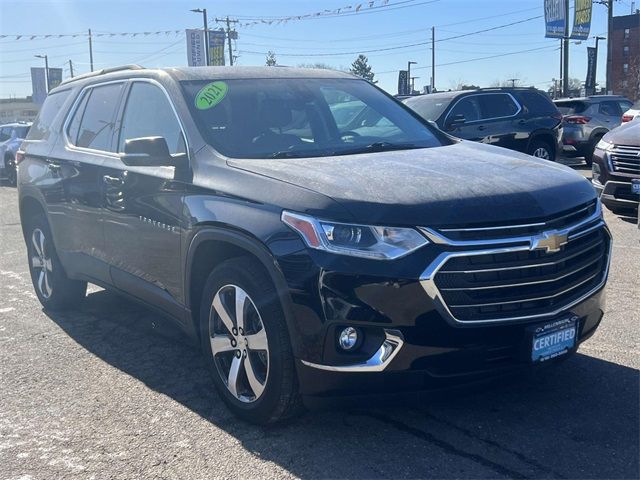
left=631, top=179, right=640, bottom=195
left=530, top=316, right=578, bottom=363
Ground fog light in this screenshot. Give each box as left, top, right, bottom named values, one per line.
left=338, top=327, right=358, bottom=350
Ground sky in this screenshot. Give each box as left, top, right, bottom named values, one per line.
left=0, top=0, right=635, bottom=98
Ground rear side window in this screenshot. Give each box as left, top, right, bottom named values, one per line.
left=0, top=127, right=10, bottom=142
left=478, top=93, right=519, bottom=119
left=117, top=82, right=186, bottom=154
left=555, top=101, right=587, bottom=114
left=517, top=91, right=558, bottom=116
left=599, top=101, right=621, bottom=117
left=26, top=89, right=71, bottom=141
left=69, top=83, right=124, bottom=152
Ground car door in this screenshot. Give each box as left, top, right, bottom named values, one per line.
left=101, top=79, right=188, bottom=316
left=442, top=95, right=483, bottom=141
left=598, top=101, right=623, bottom=130
left=476, top=93, right=521, bottom=150
left=43, top=82, right=126, bottom=282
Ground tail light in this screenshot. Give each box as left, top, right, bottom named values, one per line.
left=563, top=115, right=591, bottom=124
left=15, top=150, right=25, bottom=165
left=622, top=114, right=634, bottom=123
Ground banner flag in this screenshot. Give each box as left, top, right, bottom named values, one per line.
left=208, top=30, right=226, bottom=66
left=186, top=29, right=206, bottom=67
left=544, top=0, right=567, bottom=39
left=398, top=70, right=409, bottom=96
left=585, top=46, right=597, bottom=94
left=31, top=67, right=63, bottom=105
left=570, top=0, right=592, bottom=40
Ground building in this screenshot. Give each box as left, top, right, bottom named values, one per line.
left=0, top=97, right=40, bottom=123
left=611, top=12, right=640, bottom=101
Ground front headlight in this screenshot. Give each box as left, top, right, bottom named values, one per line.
left=281, top=210, right=428, bottom=260
left=596, top=138, right=613, bottom=151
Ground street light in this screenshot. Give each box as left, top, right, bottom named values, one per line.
left=191, top=8, right=209, bottom=66
left=407, top=61, right=417, bottom=94
left=34, top=54, right=49, bottom=92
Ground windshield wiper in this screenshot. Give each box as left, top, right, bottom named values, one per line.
left=333, top=142, right=421, bottom=156
left=269, top=150, right=305, bottom=159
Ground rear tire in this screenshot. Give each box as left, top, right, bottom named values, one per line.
left=584, top=135, right=603, bottom=168
left=26, top=214, right=87, bottom=310
left=528, top=139, right=555, bottom=162
left=199, top=256, right=302, bottom=424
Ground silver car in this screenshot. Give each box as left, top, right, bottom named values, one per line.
left=0, top=122, right=31, bottom=186
left=554, top=95, right=632, bottom=166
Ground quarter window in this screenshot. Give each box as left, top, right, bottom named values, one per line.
left=70, top=83, right=124, bottom=152
left=118, top=82, right=186, bottom=154
left=26, top=89, right=71, bottom=141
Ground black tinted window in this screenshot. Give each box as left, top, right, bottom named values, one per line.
left=0, top=128, right=10, bottom=142
left=404, top=95, right=455, bottom=121
left=448, top=97, right=481, bottom=122
left=517, top=91, right=558, bottom=116
left=555, top=101, right=587, bottom=114
left=478, top=93, right=519, bottom=119
left=66, top=92, right=89, bottom=145
left=26, top=90, right=71, bottom=141
left=74, top=83, right=124, bottom=151
left=118, top=82, right=186, bottom=154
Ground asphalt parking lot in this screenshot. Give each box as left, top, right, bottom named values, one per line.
left=1, top=160, right=638, bottom=480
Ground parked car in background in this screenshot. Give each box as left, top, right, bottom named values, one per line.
left=554, top=96, right=632, bottom=166
left=403, top=87, right=563, bottom=161
left=18, top=66, right=610, bottom=424
left=592, top=119, right=640, bottom=214
left=621, top=100, right=640, bottom=123
left=0, top=122, right=31, bottom=186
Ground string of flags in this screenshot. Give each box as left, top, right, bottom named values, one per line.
left=236, top=0, right=391, bottom=27
left=0, top=30, right=184, bottom=41
left=1, top=0, right=395, bottom=41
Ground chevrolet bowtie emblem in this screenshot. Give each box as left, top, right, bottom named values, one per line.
left=532, top=231, right=568, bottom=253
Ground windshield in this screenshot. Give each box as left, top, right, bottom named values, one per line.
left=181, top=78, right=443, bottom=159
left=403, top=95, right=454, bottom=121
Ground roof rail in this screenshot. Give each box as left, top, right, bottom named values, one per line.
left=58, top=64, right=144, bottom=87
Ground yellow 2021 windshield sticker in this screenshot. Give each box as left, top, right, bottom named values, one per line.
left=195, top=81, right=228, bottom=110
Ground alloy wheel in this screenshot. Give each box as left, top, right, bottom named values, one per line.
left=31, top=228, right=53, bottom=299
left=209, top=284, right=269, bottom=403
left=532, top=147, right=550, bottom=160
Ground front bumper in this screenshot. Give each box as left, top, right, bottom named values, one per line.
left=279, top=213, right=610, bottom=400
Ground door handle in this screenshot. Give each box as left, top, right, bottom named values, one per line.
left=478, top=125, right=486, bottom=131
left=46, top=160, right=61, bottom=170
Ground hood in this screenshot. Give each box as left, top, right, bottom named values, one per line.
left=604, top=120, right=640, bottom=146
left=228, top=141, right=596, bottom=227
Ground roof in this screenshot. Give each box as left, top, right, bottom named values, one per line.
left=554, top=95, right=629, bottom=103
left=56, top=65, right=356, bottom=91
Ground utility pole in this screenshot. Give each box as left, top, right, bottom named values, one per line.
left=35, top=54, right=49, bottom=92
left=191, top=9, right=209, bottom=66
left=215, top=17, right=239, bottom=66
left=407, top=60, right=417, bottom=94
left=410, top=76, right=419, bottom=92
left=594, top=35, right=606, bottom=93
left=431, top=26, right=435, bottom=93
left=68, top=59, right=74, bottom=78
left=562, top=0, right=570, bottom=97
left=88, top=28, right=94, bottom=72
left=507, top=78, right=519, bottom=87
left=606, top=0, right=613, bottom=93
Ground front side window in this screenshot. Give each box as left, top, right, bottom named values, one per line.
left=70, top=83, right=124, bottom=152
left=448, top=97, right=482, bottom=123
left=118, top=82, right=186, bottom=154
left=181, top=78, right=443, bottom=159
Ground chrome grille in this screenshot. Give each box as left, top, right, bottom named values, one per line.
left=420, top=202, right=610, bottom=324
left=434, top=200, right=597, bottom=242
left=610, top=145, right=640, bottom=175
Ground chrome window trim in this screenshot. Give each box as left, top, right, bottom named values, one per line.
left=443, top=92, right=522, bottom=126
left=300, top=330, right=404, bottom=372
left=62, top=77, right=190, bottom=163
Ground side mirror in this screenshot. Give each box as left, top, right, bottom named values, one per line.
left=121, top=136, right=184, bottom=167
left=445, top=114, right=466, bottom=130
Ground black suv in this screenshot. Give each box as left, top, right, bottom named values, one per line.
left=403, top=88, right=563, bottom=161
left=18, top=66, right=610, bottom=424
left=592, top=119, right=640, bottom=214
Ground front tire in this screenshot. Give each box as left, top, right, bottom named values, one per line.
left=199, top=257, right=301, bottom=424
left=26, top=214, right=87, bottom=310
